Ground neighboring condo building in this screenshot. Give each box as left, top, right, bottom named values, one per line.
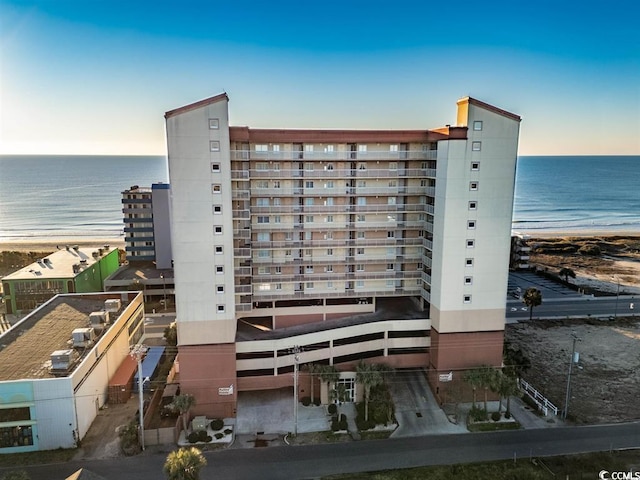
left=165, top=94, right=520, bottom=417
left=122, top=183, right=173, bottom=269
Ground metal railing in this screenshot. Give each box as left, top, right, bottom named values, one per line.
left=520, top=378, right=558, bottom=416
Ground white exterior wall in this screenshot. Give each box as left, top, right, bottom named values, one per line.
left=32, top=378, right=76, bottom=450
left=167, top=97, right=237, bottom=345
left=430, top=102, right=520, bottom=333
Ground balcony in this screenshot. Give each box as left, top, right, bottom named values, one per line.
left=231, top=150, right=437, bottom=162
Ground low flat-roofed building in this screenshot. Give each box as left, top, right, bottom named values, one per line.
left=0, top=291, right=144, bottom=453
left=1, top=245, right=120, bottom=315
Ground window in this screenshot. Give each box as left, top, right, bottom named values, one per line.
left=216, top=285, right=224, bottom=293
left=305, top=145, right=314, bottom=152
left=469, top=201, right=477, bottom=210
left=326, top=215, right=334, bottom=223
left=358, top=145, right=367, bottom=152
left=256, top=198, right=270, bottom=206
left=358, top=163, right=366, bottom=170
left=325, top=197, right=334, bottom=206
left=356, top=280, right=365, bottom=288
left=285, top=249, right=292, bottom=256
left=284, top=232, right=293, bottom=241
left=389, top=180, right=397, bottom=188
left=356, top=215, right=365, bottom=222
left=473, top=120, right=483, bottom=131
left=356, top=264, right=364, bottom=271
left=257, top=216, right=269, bottom=224
left=388, top=197, right=396, bottom=205
left=325, top=181, right=334, bottom=189
left=213, top=205, right=222, bottom=214
left=325, top=145, right=335, bottom=153
left=387, top=214, right=397, bottom=222
left=306, top=282, right=314, bottom=289
left=272, top=144, right=280, bottom=152
left=256, top=180, right=268, bottom=188
left=306, top=265, right=314, bottom=273
left=327, top=281, right=334, bottom=288
left=357, top=197, right=366, bottom=205
left=470, top=182, right=479, bottom=191
left=305, top=181, right=314, bottom=188
left=305, top=162, right=314, bottom=171
left=304, top=249, right=312, bottom=256
left=274, top=266, right=282, bottom=274
left=211, top=163, right=221, bottom=172
left=257, top=232, right=270, bottom=242
left=387, top=231, right=395, bottom=238
left=463, top=295, right=472, bottom=304
left=464, top=276, right=473, bottom=285
left=305, top=215, right=314, bottom=223
left=390, top=144, right=398, bottom=152
left=215, top=245, right=223, bottom=254
left=275, top=283, right=282, bottom=290
left=212, top=184, right=221, bottom=193
left=273, top=180, right=281, bottom=188
left=209, top=118, right=220, bottom=129
left=466, top=239, right=475, bottom=248
left=357, top=231, right=365, bottom=239
left=472, top=141, right=482, bottom=151
left=357, top=180, right=366, bottom=188
left=420, top=179, right=427, bottom=187
left=417, top=263, right=423, bottom=270
left=258, top=266, right=269, bottom=275
left=386, top=247, right=395, bottom=256
left=305, top=198, right=314, bottom=206
left=389, top=162, right=397, bottom=170
left=217, top=304, right=225, bottom=312
left=216, top=266, right=224, bottom=274
left=257, top=283, right=271, bottom=291
left=273, top=198, right=281, bottom=206
left=258, top=250, right=270, bottom=258
left=357, top=248, right=365, bottom=255
left=255, top=144, right=268, bottom=152
left=325, top=163, right=334, bottom=170
left=210, top=141, right=220, bottom=152
left=273, top=162, right=280, bottom=170
left=326, top=265, right=334, bottom=272
left=471, top=162, right=480, bottom=171
left=465, top=258, right=474, bottom=267
left=467, top=220, right=476, bottom=229
left=274, top=215, right=281, bottom=223
left=387, top=263, right=394, bottom=270
left=256, top=162, right=268, bottom=171
left=214, top=226, right=223, bottom=234
left=386, top=280, right=395, bottom=288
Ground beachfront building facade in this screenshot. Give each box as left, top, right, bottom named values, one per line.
left=122, top=183, right=173, bottom=269
left=165, top=94, right=521, bottom=416
left=1, top=246, right=119, bottom=315
left=0, top=292, right=144, bottom=453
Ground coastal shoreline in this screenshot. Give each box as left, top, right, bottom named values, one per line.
left=0, top=237, right=125, bottom=253
left=512, top=229, right=640, bottom=239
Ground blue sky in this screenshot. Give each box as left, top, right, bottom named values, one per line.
left=1, top=0, right=638, bottom=155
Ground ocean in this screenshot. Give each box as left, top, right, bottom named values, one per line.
left=0, top=155, right=638, bottom=240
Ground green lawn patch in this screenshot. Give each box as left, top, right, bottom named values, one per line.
left=0, top=448, right=76, bottom=467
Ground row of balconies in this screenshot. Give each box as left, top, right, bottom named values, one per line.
left=249, top=270, right=423, bottom=283
left=246, top=286, right=422, bottom=300
left=250, top=237, right=425, bottom=249
left=230, top=150, right=438, bottom=161
left=231, top=168, right=437, bottom=180
left=247, top=203, right=434, bottom=215
left=243, top=186, right=436, bottom=196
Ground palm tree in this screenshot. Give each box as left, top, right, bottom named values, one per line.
left=559, top=267, right=576, bottom=283
left=497, top=372, right=520, bottom=416
left=523, top=287, right=542, bottom=321
left=477, top=365, right=498, bottom=412
left=164, top=447, right=207, bottom=480
left=463, top=368, right=483, bottom=408
left=318, top=364, right=340, bottom=403
left=304, top=363, right=322, bottom=403
left=170, top=394, right=196, bottom=435
left=355, top=360, right=392, bottom=422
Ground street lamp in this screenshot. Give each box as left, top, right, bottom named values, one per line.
left=160, top=274, right=167, bottom=311
left=292, top=345, right=301, bottom=436
left=562, top=334, right=580, bottom=421
left=130, top=344, right=148, bottom=450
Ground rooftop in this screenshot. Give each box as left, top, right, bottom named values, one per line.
left=105, top=262, right=173, bottom=283
left=0, top=294, right=125, bottom=380
left=2, top=245, right=116, bottom=282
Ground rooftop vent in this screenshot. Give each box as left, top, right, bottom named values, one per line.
left=79, top=259, right=88, bottom=265
left=72, top=327, right=96, bottom=348
left=89, top=311, right=110, bottom=331
left=72, top=264, right=81, bottom=274
left=50, top=349, right=79, bottom=374
left=72, top=245, right=79, bottom=251
left=104, top=299, right=121, bottom=313
left=103, top=244, right=110, bottom=250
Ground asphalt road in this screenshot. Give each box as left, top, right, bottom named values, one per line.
left=10, top=422, right=640, bottom=480
left=506, top=295, right=637, bottom=322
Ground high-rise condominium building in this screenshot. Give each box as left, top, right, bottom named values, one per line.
left=165, top=94, right=520, bottom=417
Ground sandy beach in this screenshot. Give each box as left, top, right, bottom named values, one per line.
left=0, top=237, right=125, bottom=253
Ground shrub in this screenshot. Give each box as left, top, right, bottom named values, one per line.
left=469, top=406, right=488, bottom=422
left=328, top=404, right=337, bottom=415
left=579, top=244, right=601, bottom=256
left=214, top=432, right=224, bottom=440
left=301, top=396, right=311, bottom=406
left=187, top=432, right=200, bottom=444
left=505, top=411, right=512, bottom=419
left=355, top=416, right=375, bottom=431
left=339, top=419, right=348, bottom=431
left=224, top=428, right=232, bottom=435
left=118, top=422, right=140, bottom=456
left=331, top=419, right=341, bottom=431
left=206, top=435, right=213, bottom=442
left=210, top=419, right=224, bottom=431
left=313, top=397, right=321, bottom=406
left=197, top=430, right=208, bottom=442
left=491, top=411, right=501, bottom=422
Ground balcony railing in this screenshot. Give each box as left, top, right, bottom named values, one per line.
left=231, top=150, right=437, bottom=161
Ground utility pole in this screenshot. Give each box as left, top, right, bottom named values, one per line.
left=614, top=276, right=620, bottom=318
left=292, top=345, right=301, bottom=436
left=160, top=274, right=167, bottom=311
left=562, top=334, right=580, bottom=421
left=130, top=344, right=147, bottom=450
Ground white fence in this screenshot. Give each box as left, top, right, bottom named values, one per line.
left=520, top=378, right=559, bottom=416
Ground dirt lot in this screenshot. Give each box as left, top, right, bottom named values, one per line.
left=506, top=317, right=640, bottom=424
